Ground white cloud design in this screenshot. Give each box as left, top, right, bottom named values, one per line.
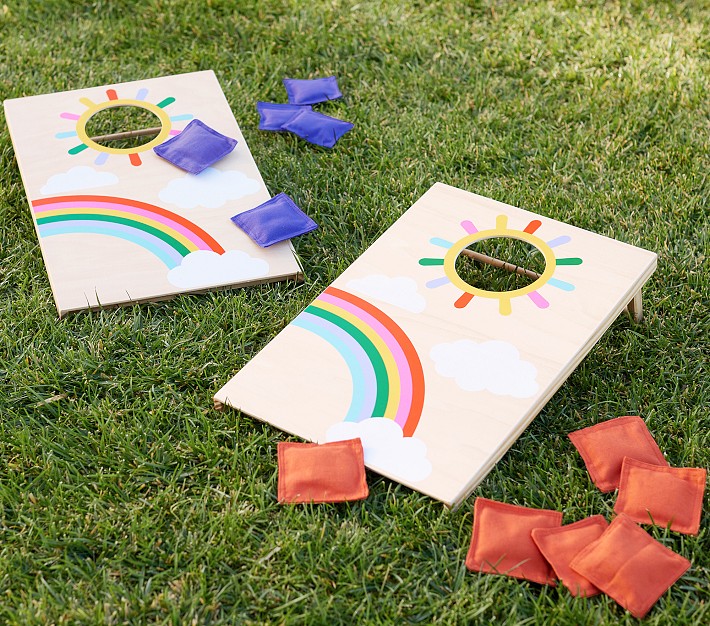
left=326, top=418, right=432, bottom=483
left=40, top=166, right=119, bottom=195
left=167, top=250, right=269, bottom=289
left=345, top=275, right=426, bottom=313
left=430, top=339, right=539, bottom=399
left=159, top=168, right=262, bottom=209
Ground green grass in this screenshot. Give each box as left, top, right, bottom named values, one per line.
left=455, top=238, right=547, bottom=292
left=85, top=106, right=164, bottom=150
left=0, top=0, right=708, bottom=623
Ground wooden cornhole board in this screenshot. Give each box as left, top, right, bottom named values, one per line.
left=215, top=183, right=657, bottom=508
left=4, top=71, right=302, bottom=317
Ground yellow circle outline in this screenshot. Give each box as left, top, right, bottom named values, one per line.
left=75, top=98, right=171, bottom=155
left=443, top=227, right=556, bottom=300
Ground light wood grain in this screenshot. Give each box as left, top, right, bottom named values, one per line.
left=215, top=182, right=657, bottom=508
left=4, top=71, right=303, bottom=316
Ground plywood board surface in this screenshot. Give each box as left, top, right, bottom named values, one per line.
left=215, top=183, right=657, bottom=507
left=4, top=70, right=302, bottom=316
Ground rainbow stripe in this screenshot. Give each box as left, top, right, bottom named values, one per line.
left=293, top=287, right=425, bottom=437
left=32, top=195, right=224, bottom=269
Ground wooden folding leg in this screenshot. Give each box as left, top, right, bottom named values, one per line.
left=626, top=290, right=643, bottom=323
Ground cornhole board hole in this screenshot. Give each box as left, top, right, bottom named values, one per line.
left=3, top=70, right=302, bottom=317
left=215, top=183, right=657, bottom=508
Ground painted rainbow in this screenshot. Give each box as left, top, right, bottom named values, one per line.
left=32, top=195, right=224, bottom=269
left=293, top=286, right=425, bottom=437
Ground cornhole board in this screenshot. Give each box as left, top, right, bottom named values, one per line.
left=3, top=70, right=302, bottom=317
left=215, top=182, right=657, bottom=508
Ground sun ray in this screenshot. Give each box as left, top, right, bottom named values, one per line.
left=499, top=297, right=512, bottom=316
left=527, top=291, right=549, bottom=309
left=129, top=153, right=142, bottom=166
left=106, top=89, right=118, bottom=101
left=496, top=214, right=508, bottom=230
left=60, top=112, right=81, bottom=120
left=548, top=277, right=575, bottom=291
left=55, top=131, right=78, bottom=139
left=547, top=235, right=571, bottom=249
left=69, top=144, right=89, bottom=154
left=94, top=153, right=109, bottom=165
left=430, top=237, right=453, bottom=249
left=454, top=292, right=474, bottom=309
left=135, top=88, right=149, bottom=100
left=169, top=114, right=194, bottom=122
left=556, top=257, right=583, bottom=266
left=169, top=130, right=181, bottom=136
left=461, top=220, right=478, bottom=234
left=426, top=276, right=451, bottom=289
left=156, top=97, right=176, bottom=109
left=419, top=257, right=445, bottom=266
left=523, top=219, right=541, bottom=234
left=80, top=97, right=96, bottom=108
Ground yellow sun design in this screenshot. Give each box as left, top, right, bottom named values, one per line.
left=419, top=214, right=582, bottom=315
left=55, top=87, right=193, bottom=167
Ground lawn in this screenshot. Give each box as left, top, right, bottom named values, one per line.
left=0, top=1, right=708, bottom=624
